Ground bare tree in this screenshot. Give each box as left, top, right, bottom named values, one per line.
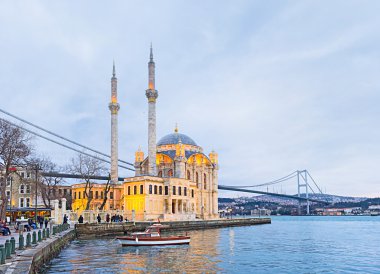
left=98, top=173, right=111, bottom=210
left=28, top=156, right=65, bottom=208
left=68, top=153, right=106, bottom=210
left=0, top=119, right=32, bottom=220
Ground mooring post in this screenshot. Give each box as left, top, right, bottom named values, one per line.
left=47, top=228, right=50, bottom=238
left=32, top=231, right=37, bottom=244
left=38, top=230, right=42, bottom=242
left=5, top=240, right=11, bottom=259
left=10, top=237, right=16, bottom=254
left=19, top=234, right=24, bottom=250
left=42, top=228, right=46, bottom=239
left=0, top=244, right=5, bottom=264
left=26, top=233, right=31, bottom=247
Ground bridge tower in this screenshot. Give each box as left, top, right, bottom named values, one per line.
left=146, top=45, right=158, bottom=175
left=297, top=170, right=310, bottom=215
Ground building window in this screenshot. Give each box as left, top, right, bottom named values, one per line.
left=149, top=185, right=153, bottom=194
left=20, top=198, right=24, bottom=207
left=64, top=189, right=67, bottom=195
left=74, top=192, right=77, bottom=199
left=83, top=191, right=85, bottom=198
left=26, top=185, right=31, bottom=194
left=178, top=187, right=182, bottom=196
left=90, top=191, right=93, bottom=198
left=110, top=192, right=114, bottom=199
left=140, top=185, right=144, bottom=194
left=168, top=169, right=173, bottom=177
left=95, top=191, right=99, bottom=199
left=165, top=186, right=169, bottom=195
left=6, top=191, right=10, bottom=198
left=184, top=187, right=187, bottom=196
left=204, top=174, right=207, bottom=190
left=196, top=172, right=199, bottom=184
left=159, top=186, right=162, bottom=195
left=191, top=189, right=194, bottom=198
left=187, top=170, right=191, bottom=180
left=6, top=177, right=12, bottom=186
left=154, top=185, right=158, bottom=194
left=27, top=172, right=31, bottom=178
left=128, top=186, right=131, bottom=195
left=134, top=185, right=137, bottom=195
left=78, top=192, right=81, bottom=199
left=59, top=189, right=62, bottom=195
left=20, top=172, right=25, bottom=178
left=172, top=186, right=176, bottom=195
left=158, top=171, right=162, bottom=177
left=19, top=184, right=25, bottom=194
left=101, top=191, right=104, bottom=199
left=26, top=198, right=30, bottom=207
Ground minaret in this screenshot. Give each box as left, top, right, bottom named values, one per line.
left=146, top=45, right=158, bottom=175
left=109, top=61, right=120, bottom=186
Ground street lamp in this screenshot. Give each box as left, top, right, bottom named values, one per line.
left=8, top=167, right=17, bottom=225
left=34, top=164, right=40, bottom=224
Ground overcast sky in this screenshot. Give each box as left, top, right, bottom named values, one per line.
left=0, top=1, right=379, bottom=198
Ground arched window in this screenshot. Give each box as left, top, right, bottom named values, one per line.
left=159, top=186, right=162, bottom=195
left=204, top=174, right=207, bottom=190
left=149, top=185, right=153, bottom=194
left=140, top=185, right=144, bottom=194
left=26, top=184, right=31, bottom=194
left=19, top=184, right=25, bottom=194
left=195, top=172, right=199, bottom=188
left=168, top=169, right=173, bottom=177
left=187, top=170, right=191, bottom=180
left=134, top=185, right=137, bottom=195
left=154, top=185, right=158, bottom=194
left=158, top=171, right=163, bottom=177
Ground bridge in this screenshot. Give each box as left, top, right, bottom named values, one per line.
left=1, top=108, right=329, bottom=214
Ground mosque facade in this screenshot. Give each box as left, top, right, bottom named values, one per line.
left=72, top=47, right=219, bottom=221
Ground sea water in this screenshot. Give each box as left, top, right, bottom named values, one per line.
left=45, top=216, right=380, bottom=273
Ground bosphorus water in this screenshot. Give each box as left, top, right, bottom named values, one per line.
left=45, top=216, right=380, bottom=273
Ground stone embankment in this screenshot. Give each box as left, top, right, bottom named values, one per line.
left=76, top=217, right=271, bottom=238
left=0, top=224, right=74, bottom=274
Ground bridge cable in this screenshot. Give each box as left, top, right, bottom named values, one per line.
left=306, top=170, right=323, bottom=194
left=0, top=118, right=135, bottom=172
left=0, top=108, right=134, bottom=167
left=226, top=171, right=298, bottom=188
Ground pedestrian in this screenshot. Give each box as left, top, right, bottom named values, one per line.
left=44, top=217, right=49, bottom=229
left=39, top=216, right=43, bottom=229
left=63, top=214, right=68, bottom=224
left=78, top=215, right=84, bottom=224
left=97, top=214, right=101, bottom=223
left=106, top=214, right=110, bottom=223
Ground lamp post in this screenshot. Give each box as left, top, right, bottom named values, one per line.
left=8, top=167, right=17, bottom=225
left=34, top=165, right=39, bottom=224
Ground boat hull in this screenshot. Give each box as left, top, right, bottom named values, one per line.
left=117, top=236, right=190, bottom=246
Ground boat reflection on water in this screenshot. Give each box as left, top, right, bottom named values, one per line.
left=116, top=229, right=221, bottom=273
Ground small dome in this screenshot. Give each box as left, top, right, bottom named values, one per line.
left=157, top=132, right=198, bottom=146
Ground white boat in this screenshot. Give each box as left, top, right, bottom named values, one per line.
left=116, top=224, right=190, bottom=246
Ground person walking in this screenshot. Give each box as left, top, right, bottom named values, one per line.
left=97, top=214, right=101, bottom=223
left=63, top=214, right=68, bottom=224
left=39, top=216, right=43, bottom=229
left=44, top=217, right=49, bottom=229
left=78, top=215, right=84, bottom=224
left=106, top=214, right=110, bottom=223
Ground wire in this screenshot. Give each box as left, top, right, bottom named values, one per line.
left=306, top=170, right=323, bottom=194
left=0, top=107, right=134, bottom=166
left=0, top=118, right=135, bottom=172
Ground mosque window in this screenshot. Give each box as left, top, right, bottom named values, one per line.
left=184, top=187, right=187, bottom=196
left=140, top=185, right=144, bottom=194
left=172, top=186, right=176, bottom=195
left=128, top=186, right=131, bottom=195
left=168, top=169, right=173, bottom=177
left=191, top=189, right=194, bottom=198
left=204, top=174, right=207, bottom=190
left=134, top=185, right=137, bottom=195
left=158, top=171, right=162, bottom=177
left=159, top=186, right=162, bottom=195
left=187, top=170, right=191, bottom=180
left=149, top=185, right=153, bottom=194
left=95, top=191, right=99, bottom=199
left=195, top=172, right=199, bottom=184
left=154, top=185, right=158, bottom=194
left=165, top=186, right=169, bottom=195
left=19, top=184, right=25, bottom=194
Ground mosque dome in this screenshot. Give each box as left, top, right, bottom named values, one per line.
left=157, top=129, right=198, bottom=147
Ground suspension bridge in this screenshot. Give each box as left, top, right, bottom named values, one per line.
left=1, top=108, right=329, bottom=214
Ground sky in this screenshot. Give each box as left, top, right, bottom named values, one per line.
left=0, top=1, right=379, bottom=198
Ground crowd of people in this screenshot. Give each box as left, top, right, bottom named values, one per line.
left=0, top=216, right=51, bottom=235
left=77, top=213, right=128, bottom=224
left=0, top=220, right=11, bottom=236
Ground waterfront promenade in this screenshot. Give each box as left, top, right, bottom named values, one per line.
left=0, top=224, right=74, bottom=274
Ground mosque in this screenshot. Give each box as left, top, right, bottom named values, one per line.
left=71, top=47, right=219, bottom=221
